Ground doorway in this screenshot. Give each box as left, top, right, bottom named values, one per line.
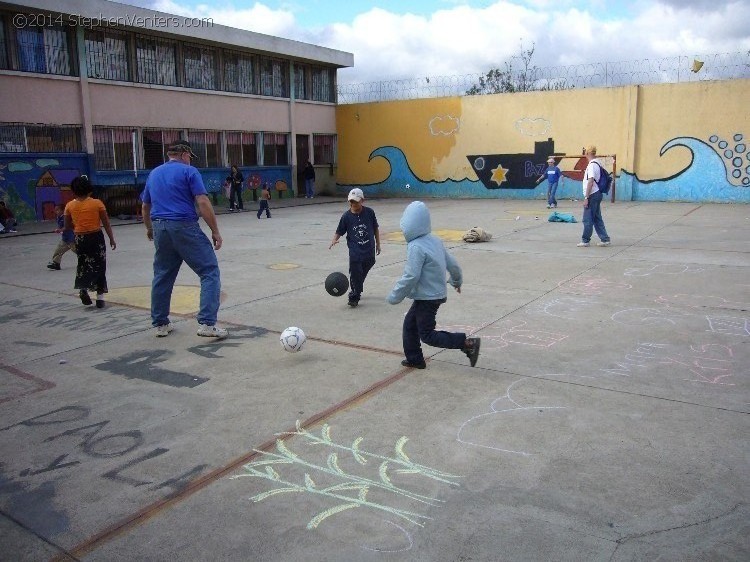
left=296, top=134, right=309, bottom=198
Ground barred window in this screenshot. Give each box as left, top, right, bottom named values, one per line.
left=183, top=43, right=216, bottom=90
left=293, top=66, right=306, bottom=100
left=260, top=57, right=288, bottom=97
left=0, top=16, right=8, bottom=70
left=226, top=131, right=258, bottom=166
left=0, top=123, right=82, bottom=152
left=224, top=50, right=255, bottom=94
left=311, top=67, right=335, bottom=102
left=188, top=130, right=220, bottom=167
left=143, top=129, right=181, bottom=168
left=136, top=35, right=176, bottom=86
left=93, top=127, right=136, bottom=170
left=262, top=132, right=288, bottom=166
left=85, top=29, right=129, bottom=81
left=313, top=134, right=337, bottom=165
left=16, top=26, right=72, bottom=75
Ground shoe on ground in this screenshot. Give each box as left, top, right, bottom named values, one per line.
left=8, top=228, right=17, bottom=233
left=596, top=240, right=611, bottom=246
left=155, top=323, right=173, bottom=337
left=47, top=262, right=61, bottom=270
left=577, top=242, right=590, bottom=247
left=401, top=359, right=426, bottom=369
left=347, top=300, right=359, bottom=308
left=96, top=299, right=105, bottom=309
left=197, top=323, right=228, bottom=338
left=79, top=290, right=92, bottom=306
left=463, top=337, right=481, bottom=367
left=546, top=204, right=551, bottom=209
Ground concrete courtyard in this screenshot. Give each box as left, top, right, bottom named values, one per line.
left=0, top=196, right=748, bottom=561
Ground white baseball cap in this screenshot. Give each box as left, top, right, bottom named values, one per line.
left=348, top=188, right=364, bottom=202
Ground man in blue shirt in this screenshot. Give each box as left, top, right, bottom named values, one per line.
left=329, top=188, right=380, bottom=307
left=141, top=141, right=227, bottom=338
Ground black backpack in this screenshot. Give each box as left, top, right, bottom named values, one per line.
left=594, top=162, right=613, bottom=195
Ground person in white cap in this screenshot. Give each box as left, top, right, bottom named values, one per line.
left=329, top=188, right=381, bottom=307
left=536, top=156, right=562, bottom=208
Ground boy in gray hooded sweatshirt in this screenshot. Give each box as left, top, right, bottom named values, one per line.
left=387, top=201, right=480, bottom=369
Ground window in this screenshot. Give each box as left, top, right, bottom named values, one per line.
left=16, top=26, right=72, bottom=75
left=93, top=127, right=136, bottom=170
left=313, top=134, right=337, bottom=165
left=0, top=16, right=8, bottom=70
left=85, top=29, right=129, bottom=81
left=183, top=43, right=216, bottom=90
left=0, top=123, right=82, bottom=152
left=224, top=51, right=256, bottom=94
left=260, top=57, right=288, bottom=97
left=226, top=131, right=258, bottom=166
left=143, top=129, right=181, bottom=168
left=262, top=132, right=288, bottom=166
left=136, top=35, right=176, bottom=86
left=293, top=66, right=306, bottom=100
left=188, top=130, right=220, bottom=167
left=311, top=67, right=335, bottom=102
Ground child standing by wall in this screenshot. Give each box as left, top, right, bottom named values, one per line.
left=387, top=201, right=480, bottom=369
left=47, top=204, right=76, bottom=270
left=257, top=183, right=271, bottom=218
left=65, top=176, right=116, bottom=308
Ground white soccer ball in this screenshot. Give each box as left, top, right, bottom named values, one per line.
left=280, top=327, right=306, bottom=353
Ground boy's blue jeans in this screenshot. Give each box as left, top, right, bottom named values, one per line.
left=403, top=299, right=466, bottom=364
left=581, top=191, right=610, bottom=243
left=151, top=220, right=221, bottom=327
left=348, top=257, right=375, bottom=303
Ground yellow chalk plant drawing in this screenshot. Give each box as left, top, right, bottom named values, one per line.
left=232, top=421, right=460, bottom=530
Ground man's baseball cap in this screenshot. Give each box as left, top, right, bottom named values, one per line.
left=348, top=188, right=364, bottom=202
left=168, top=141, right=198, bottom=160
left=547, top=156, right=555, bottom=163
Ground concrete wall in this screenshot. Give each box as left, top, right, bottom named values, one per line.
left=335, top=79, right=750, bottom=203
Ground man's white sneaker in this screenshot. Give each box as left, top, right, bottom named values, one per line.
left=155, top=323, right=173, bottom=337
left=197, top=324, right=228, bottom=338
left=577, top=242, right=590, bottom=247
left=596, top=241, right=611, bottom=246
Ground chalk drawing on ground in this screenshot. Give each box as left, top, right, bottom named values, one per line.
left=526, top=295, right=598, bottom=319
left=457, top=378, right=570, bottom=456
left=361, top=519, right=414, bottom=552
left=232, top=421, right=460, bottom=532
left=624, top=264, right=705, bottom=277
left=439, top=320, right=567, bottom=349
left=557, top=277, right=632, bottom=296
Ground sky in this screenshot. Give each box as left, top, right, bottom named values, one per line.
left=131, top=0, right=749, bottom=85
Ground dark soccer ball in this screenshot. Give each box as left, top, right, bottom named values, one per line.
left=325, top=272, right=349, bottom=297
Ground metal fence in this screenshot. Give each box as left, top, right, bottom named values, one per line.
left=337, top=51, right=750, bottom=104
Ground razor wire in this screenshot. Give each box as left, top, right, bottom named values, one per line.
left=337, top=51, right=750, bottom=104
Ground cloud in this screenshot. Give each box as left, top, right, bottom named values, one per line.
left=140, top=1, right=750, bottom=85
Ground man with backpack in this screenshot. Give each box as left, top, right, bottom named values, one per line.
left=577, top=145, right=611, bottom=247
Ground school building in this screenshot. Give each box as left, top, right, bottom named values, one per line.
left=0, top=0, right=353, bottom=222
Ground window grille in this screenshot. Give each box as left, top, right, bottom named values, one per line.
left=0, top=16, right=8, bottom=70
left=224, top=50, right=256, bottom=94
left=183, top=43, right=216, bottom=90
left=312, top=67, right=334, bottom=102
left=262, top=132, right=288, bottom=166
left=16, top=26, right=72, bottom=75
left=0, top=123, right=82, bottom=152
left=260, top=57, right=288, bottom=97
left=313, top=134, right=337, bottom=165
left=143, top=129, right=180, bottom=168
left=188, top=130, right=220, bottom=167
left=294, top=66, right=306, bottom=100
left=93, top=127, right=136, bottom=170
left=85, top=29, right=129, bottom=81
left=136, top=35, right=176, bottom=86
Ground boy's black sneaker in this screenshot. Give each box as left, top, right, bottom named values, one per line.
left=347, top=300, right=358, bottom=308
left=463, top=337, right=481, bottom=367
left=79, top=290, right=92, bottom=306
left=47, top=262, right=61, bottom=270
left=401, top=359, right=426, bottom=369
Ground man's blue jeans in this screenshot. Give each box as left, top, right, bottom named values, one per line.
left=151, top=220, right=221, bottom=327
left=581, top=191, right=610, bottom=243
left=305, top=178, right=314, bottom=197
left=403, top=299, right=466, bottom=364
left=547, top=181, right=558, bottom=206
